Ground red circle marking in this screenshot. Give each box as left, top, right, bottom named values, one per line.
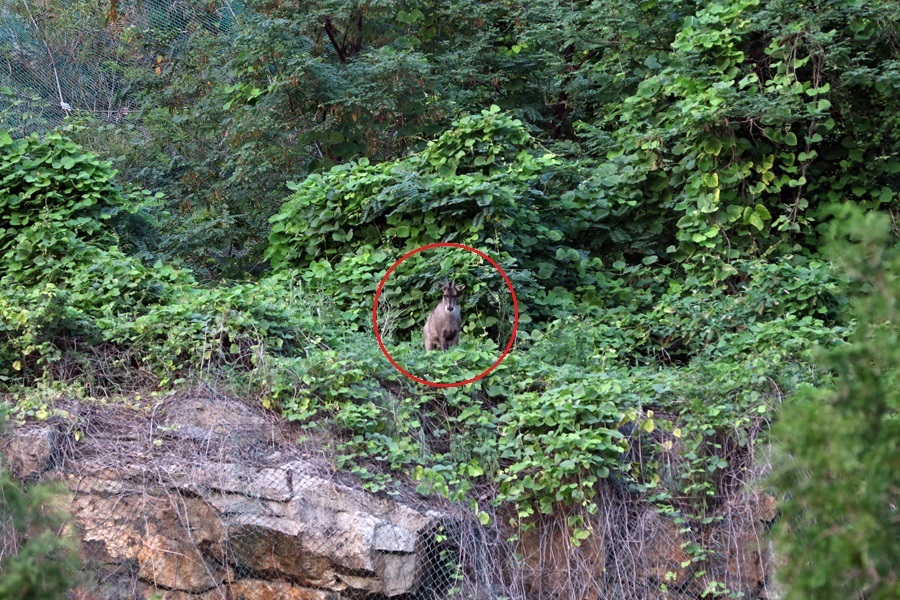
left=372, top=242, right=519, bottom=388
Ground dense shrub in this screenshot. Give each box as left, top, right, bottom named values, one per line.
left=267, top=107, right=592, bottom=339
left=0, top=132, right=310, bottom=385
left=0, top=129, right=159, bottom=286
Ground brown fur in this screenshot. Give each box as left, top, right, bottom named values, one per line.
left=424, top=280, right=465, bottom=351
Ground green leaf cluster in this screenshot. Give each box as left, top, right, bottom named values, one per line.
left=0, top=131, right=309, bottom=384
left=573, top=0, right=899, bottom=277
left=267, top=107, right=602, bottom=339
left=0, top=129, right=157, bottom=286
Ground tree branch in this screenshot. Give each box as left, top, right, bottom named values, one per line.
left=324, top=17, right=346, bottom=63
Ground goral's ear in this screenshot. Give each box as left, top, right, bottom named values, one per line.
left=455, top=283, right=465, bottom=292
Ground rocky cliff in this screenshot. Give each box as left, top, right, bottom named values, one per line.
left=1, top=389, right=779, bottom=600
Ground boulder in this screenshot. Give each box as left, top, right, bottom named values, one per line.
left=68, top=476, right=231, bottom=592
left=4, top=427, right=55, bottom=479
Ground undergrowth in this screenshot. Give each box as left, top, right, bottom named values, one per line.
left=0, top=128, right=852, bottom=598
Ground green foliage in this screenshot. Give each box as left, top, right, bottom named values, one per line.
left=0, top=130, right=181, bottom=380
left=573, top=0, right=899, bottom=276
left=7, top=0, right=898, bottom=282
left=104, top=272, right=316, bottom=381
left=37, top=0, right=568, bottom=277
left=267, top=107, right=555, bottom=267
left=267, top=323, right=805, bottom=544
left=0, top=263, right=319, bottom=386
left=770, top=205, right=900, bottom=600
left=0, top=404, right=81, bottom=598
left=0, top=129, right=158, bottom=286
left=268, top=107, right=601, bottom=340
left=0, top=127, right=842, bottom=548
left=0, top=130, right=309, bottom=385
left=496, top=375, right=631, bottom=520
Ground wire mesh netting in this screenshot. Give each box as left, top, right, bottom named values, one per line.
left=0, top=0, right=241, bottom=135
left=0, top=388, right=781, bottom=600
left=1, top=2, right=781, bottom=598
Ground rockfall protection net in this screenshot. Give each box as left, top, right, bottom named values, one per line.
left=0, top=0, right=240, bottom=135
left=0, top=2, right=780, bottom=597
left=0, top=389, right=781, bottom=600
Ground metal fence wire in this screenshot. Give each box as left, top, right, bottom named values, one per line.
left=0, top=389, right=780, bottom=600
left=0, top=0, right=240, bottom=135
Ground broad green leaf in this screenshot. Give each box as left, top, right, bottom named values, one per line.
left=754, top=204, right=772, bottom=221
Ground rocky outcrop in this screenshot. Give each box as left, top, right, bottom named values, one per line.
left=2, top=390, right=780, bottom=600
left=3, top=391, right=452, bottom=599
left=4, top=426, right=56, bottom=479
left=66, top=464, right=442, bottom=598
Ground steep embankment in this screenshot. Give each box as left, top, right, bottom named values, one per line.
left=0, top=121, right=848, bottom=599
left=3, top=388, right=782, bottom=599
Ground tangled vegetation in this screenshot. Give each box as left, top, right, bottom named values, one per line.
left=1, top=0, right=898, bottom=598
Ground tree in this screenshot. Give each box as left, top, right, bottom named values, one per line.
left=770, top=204, right=899, bottom=600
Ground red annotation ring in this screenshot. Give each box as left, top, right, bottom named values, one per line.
left=372, top=242, right=519, bottom=388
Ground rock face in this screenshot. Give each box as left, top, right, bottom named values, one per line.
left=67, top=465, right=440, bottom=598
left=2, top=391, right=779, bottom=600
left=3, top=391, right=451, bottom=599
left=3, top=427, right=56, bottom=479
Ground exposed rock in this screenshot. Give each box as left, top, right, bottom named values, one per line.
left=73, top=575, right=231, bottom=600
left=637, top=510, right=693, bottom=588
left=62, top=459, right=441, bottom=597
left=716, top=492, right=780, bottom=597
left=133, top=581, right=229, bottom=600
left=68, top=477, right=231, bottom=592
left=167, top=462, right=294, bottom=502
left=217, top=469, right=441, bottom=596
left=5, top=391, right=452, bottom=599
left=130, top=580, right=347, bottom=600
left=760, top=539, right=787, bottom=600
left=165, top=395, right=270, bottom=439
left=161, top=395, right=288, bottom=462
left=722, top=523, right=767, bottom=591
left=517, top=518, right=605, bottom=600
left=4, top=427, right=55, bottom=479
left=205, top=491, right=287, bottom=517
left=230, top=580, right=346, bottom=600
left=750, top=492, right=778, bottom=523
left=224, top=520, right=340, bottom=590
left=137, top=528, right=231, bottom=592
